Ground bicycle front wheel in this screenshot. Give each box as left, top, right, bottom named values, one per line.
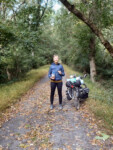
left=74, top=89, right=80, bottom=110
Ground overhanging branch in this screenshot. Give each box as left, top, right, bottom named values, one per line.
left=59, top=0, right=113, bottom=57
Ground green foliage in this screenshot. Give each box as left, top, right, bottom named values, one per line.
left=95, top=46, right=113, bottom=78
left=54, top=2, right=113, bottom=79
left=0, top=0, right=113, bottom=83
left=0, top=0, right=53, bottom=83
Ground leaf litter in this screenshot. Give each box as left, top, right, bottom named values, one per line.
left=0, top=74, right=113, bottom=150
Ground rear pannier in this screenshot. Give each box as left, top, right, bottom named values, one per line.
left=78, top=87, right=89, bottom=99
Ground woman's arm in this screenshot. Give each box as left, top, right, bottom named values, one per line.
left=59, top=65, right=65, bottom=76
left=61, top=66, right=65, bottom=76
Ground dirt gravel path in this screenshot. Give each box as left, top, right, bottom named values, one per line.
left=0, top=73, right=113, bottom=150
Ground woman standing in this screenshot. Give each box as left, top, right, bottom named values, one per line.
left=48, top=55, right=65, bottom=110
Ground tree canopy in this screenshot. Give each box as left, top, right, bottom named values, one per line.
left=0, top=0, right=113, bottom=83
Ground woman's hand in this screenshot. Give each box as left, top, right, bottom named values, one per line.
left=50, top=74, right=55, bottom=79
left=50, top=76, right=55, bottom=79
left=58, top=71, right=62, bottom=74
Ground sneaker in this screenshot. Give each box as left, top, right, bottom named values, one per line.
left=59, top=104, right=63, bottom=110
left=50, top=104, right=53, bottom=110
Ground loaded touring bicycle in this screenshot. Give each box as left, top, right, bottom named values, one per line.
left=66, top=74, right=89, bottom=110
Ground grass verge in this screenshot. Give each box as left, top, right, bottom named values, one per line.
left=64, top=64, right=113, bottom=133
left=0, top=65, right=49, bottom=114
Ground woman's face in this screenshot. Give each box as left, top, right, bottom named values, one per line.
left=53, top=56, right=59, bottom=64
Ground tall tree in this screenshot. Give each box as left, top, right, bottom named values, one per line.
left=59, top=0, right=113, bottom=57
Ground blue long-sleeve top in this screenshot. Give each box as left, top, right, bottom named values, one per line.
left=48, top=62, right=65, bottom=81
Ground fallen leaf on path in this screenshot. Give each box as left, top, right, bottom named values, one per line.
left=19, top=143, right=29, bottom=148
left=95, top=133, right=110, bottom=141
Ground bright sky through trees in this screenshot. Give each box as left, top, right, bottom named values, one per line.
left=53, top=2, right=61, bottom=11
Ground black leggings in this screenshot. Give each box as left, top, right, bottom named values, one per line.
left=50, top=82, right=63, bottom=105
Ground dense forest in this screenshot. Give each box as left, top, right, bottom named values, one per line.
left=0, top=0, right=113, bottom=83
left=0, top=1, right=113, bottom=147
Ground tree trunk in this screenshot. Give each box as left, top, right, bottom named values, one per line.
left=35, top=0, right=48, bottom=30
left=89, top=36, right=97, bottom=82
left=6, top=68, right=11, bottom=80
left=90, top=57, right=97, bottom=82
left=59, top=0, right=113, bottom=58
